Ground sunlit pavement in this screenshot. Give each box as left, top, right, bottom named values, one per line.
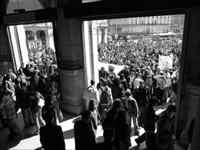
left=0, top=101, right=186, bottom=150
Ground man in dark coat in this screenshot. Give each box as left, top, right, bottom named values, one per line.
left=74, top=110, right=96, bottom=150
left=40, top=111, right=65, bottom=150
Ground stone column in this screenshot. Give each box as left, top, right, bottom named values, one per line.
left=56, top=8, right=84, bottom=115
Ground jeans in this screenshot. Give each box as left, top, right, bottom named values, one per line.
left=128, top=113, right=139, bottom=132
left=21, top=108, right=34, bottom=125
left=6, top=117, right=20, bottom=136
left=32, top=109, right=45, bottom=131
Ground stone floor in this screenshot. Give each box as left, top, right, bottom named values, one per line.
left=0, top=102, right=186, bottom=150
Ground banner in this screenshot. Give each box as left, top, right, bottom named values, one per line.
left=159, top=54, right=173, bottom=69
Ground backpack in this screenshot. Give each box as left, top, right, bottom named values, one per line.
left=100, top=87, right=110, bottom=105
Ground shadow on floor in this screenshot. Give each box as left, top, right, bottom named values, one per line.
left=63, top=128, right=74, bottom=139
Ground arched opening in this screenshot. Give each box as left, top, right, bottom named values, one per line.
left=25, top=30, right=35, bottom=41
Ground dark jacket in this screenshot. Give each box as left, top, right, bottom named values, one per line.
left=40, top=124, right=65, bottom=150
left=156, top=110, right=175, bottom=145
left=142, top=104, right=159, bottom=131
left=134, top=86, right=149, bottom=106
left=16, top=90, right=31, bottom=109
left=74, top=120, right=96, bottom=150
left=102, top=108, right=118, bottom=130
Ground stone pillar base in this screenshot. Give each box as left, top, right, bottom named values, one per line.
left=58, top=68, right=84, bottom=115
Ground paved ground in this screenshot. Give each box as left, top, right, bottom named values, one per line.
left=0, top=101, right=186, bottom=150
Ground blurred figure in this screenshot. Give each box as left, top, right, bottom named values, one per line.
left=40, top=111, right=65, bottom=150
left=156, top=105, right=176, bottom=150
left=74, top=110, right=96, bottom=150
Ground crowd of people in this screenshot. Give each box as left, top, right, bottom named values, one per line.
left=0, top=63, right=63, bottom=142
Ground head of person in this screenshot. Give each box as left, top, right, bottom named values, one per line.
left=18, top=68, right=23, bottom=75
left=103, top=128, right=116, bottom=142
left=112, top=99, right=123, bottom=111
left=88, top=100, right=95, bottom=111
left=125, top=89, right=132, bottom=98
left=21, top=83, right=27, bottom=93
left=101, top=67, right=105, bottom=71
left=130, top=70, right=135, bottom=77
left=45, top=95, right=55, bottom=106
left=166, top=104, right=176, bottom=118
left=114, top=34, right=118, bottom=40
left=101, top=78, right=108, bottom=87
left=43, top=111, right=55, bottom=124
left=113, top=77, right=120, bottom=86
left=139, top=79, right=145, bottom=88
left=145, top=131, right=158, bottom=147
left=81, top=110, right=92, bottom=124
left=90, top=79, right=95, bottom=86
left=107, top=36, right=112, bottom=43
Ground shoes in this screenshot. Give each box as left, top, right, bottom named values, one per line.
left=31, top=130, right=39, bottom=135
left=135, top=138, right=140, bottom=146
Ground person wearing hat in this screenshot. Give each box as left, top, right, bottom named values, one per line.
left=156, top=104, right=176, bottom=150
left=124, top=89, right=140, bottom=136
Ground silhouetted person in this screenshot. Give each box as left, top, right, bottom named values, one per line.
left=40, top=112, right=65, bottom=150
left=74, top=110, right=96, bottom=150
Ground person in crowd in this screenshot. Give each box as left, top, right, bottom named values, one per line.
left=187, top=117, right=195, bottom=150
left=2, top=74, right=15, bottom=99
left=133, top=72, right=142, bottom=90
left=134, top=79, right=149, bottom=125
left=118, top=65, right=130, bottom=83
left=7, top=69, right=17, bottom=82
left=145, top=72, right=153, bottom=98
left=40, top=111, right=65, bottom=150
left=142, top=131, right=165, bottom=150
left=169, top=77, right=178, bottom=103
left=16, top=83, right=34, bottom=129
left=37, top=74, right=46, bottom=96
left=123, top=89, right=140, bottom=136
left=156, top=104, right=176, bottom=150
left=98, top=78, right=113, bottom=120
left=42, top=95, right=59, bottom=125
left=102, top=99, right=123, bottom=130
left=154, top=71, right=167, bottom=105
left=111, top=77, right=125, bottom=100
left=135, top=97, right=159, bottom=146
left=112, top=109, right=131, bottom=150
left=99, top=67, right=108, bottom=79
left=96, top=127, right=116, bottom=150
left=44, top=78, right=63, bottom=122
left=17, top=68, right=28, bottom=85
left=28, top=86, right=45, bottom=135
left=0, top=90, right=21, bottom=141
left=119, top=74, right=128, bottom=91
left=30, top=68, right=39, bottom=91
left=127, top=70, right=136, bottom=94
left=88, top=100, right=99, bottom=134
left=74, top=110, right=96, bottom=150
left=164, top=68, right=172, bottom=103
left=83, top=79, right=99, bottom=110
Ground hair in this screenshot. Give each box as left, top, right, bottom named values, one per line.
left=101, top=78, right=108, bottom=87
left=103, top=128, right=115, bottom=142
left=167, top=105, right=176, bottom=112
left=113, top=77, right=120, bottom=86
left=90, top=79, right=95, bottom=86
left=125, top=89, right=131, bottom=97
left=112, top=99, right=122, bottom=110
left=119, top=74, right=125, bottom=80
left=81, top=110, right=92, bottom=120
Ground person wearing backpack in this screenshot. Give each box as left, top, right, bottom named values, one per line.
left=153, top=71, right=167, bottom=105
left=98, top=78, right=113, bottom=121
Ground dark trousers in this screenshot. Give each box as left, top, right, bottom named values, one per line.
left=156, top=88, right=165, bottom=105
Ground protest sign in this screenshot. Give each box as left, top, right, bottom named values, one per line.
left=159, top=54, right=173, bottom=69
